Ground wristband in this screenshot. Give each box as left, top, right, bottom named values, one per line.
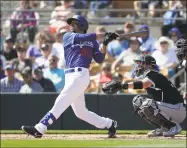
left=133, top=81, right=143, bottom=89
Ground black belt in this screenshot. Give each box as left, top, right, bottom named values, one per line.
left=65, top=68, right=82, bottom=74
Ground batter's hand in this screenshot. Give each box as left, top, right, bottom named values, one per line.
left=103, top=32, right=119, bottom=46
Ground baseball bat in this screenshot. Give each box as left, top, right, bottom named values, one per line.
left=116, top=30, right=148, bottom=40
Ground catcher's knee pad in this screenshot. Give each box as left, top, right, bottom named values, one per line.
left=139, top=99, right=176, bottom=129
left=132, top=95, right=147, bottom=112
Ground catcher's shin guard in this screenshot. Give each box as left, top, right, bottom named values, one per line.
left=139, top=99, right=176, bottom=129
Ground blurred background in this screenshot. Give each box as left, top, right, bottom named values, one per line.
left=0, top=0, right=186, bottom=96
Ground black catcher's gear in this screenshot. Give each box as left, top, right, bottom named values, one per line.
left=102, top=80, right=122, bottom=94
left=175, top=38, right=187, bottom=62
left=133, top=55, right=157, bottom=77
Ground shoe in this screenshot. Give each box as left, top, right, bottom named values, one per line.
left=21, top=126, right=43, bottom=138
left=163, top=123, right=182, bottom=137
left=147, top=127, right=167, bottom=137
left=108, top=121, right=117, bottom=138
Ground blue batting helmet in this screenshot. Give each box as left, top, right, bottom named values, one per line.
left=67, top=15, right=89, bottom=33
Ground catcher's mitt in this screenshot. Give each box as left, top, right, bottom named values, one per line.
left=102, top=80, right=122, bottom=94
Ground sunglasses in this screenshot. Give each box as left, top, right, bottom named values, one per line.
left=103, top=68, right=111, bottom=71
left=49, top=59, right=57, bottom=62
left=160, top=41, right=168, bottom=44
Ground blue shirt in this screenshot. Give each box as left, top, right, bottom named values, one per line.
left=63, top=32, right=105, bottom=68
left=43, top=68, right=65, bottom=92
left=107, top=40, right=129, bottom=58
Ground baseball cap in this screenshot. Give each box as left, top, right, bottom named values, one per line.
left=5, top=64, right=14, bottom=70
left=33, top=67, right=43, bottom=75
left=15, top=45, right=26, bottom=52
left=5, top=36, right=13, bottom=43
left=21, top=66, right=32, bottom=76
left=130, top=37, right=142, bottom=45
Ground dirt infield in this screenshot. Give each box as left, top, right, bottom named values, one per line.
left=1, top=134, right=186, bottom=140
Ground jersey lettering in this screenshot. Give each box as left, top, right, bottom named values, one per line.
left=80, top=48, right=92, bottom=59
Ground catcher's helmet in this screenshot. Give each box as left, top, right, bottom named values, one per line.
left=133, top=55, right=156, bottom=77
left=175, top=38, right=187, bottom=62
left=67, top=15, right=89, bottom=33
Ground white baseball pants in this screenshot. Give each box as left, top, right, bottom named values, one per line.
left=35, top=67, right=112, bottom=134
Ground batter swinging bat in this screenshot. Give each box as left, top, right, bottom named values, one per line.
left=116, top=30, right=148, bottom=40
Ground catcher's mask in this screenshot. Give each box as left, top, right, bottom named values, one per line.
left=133, top=55, right=156, bottom=77
left=175, top=38, right=187, bottom=62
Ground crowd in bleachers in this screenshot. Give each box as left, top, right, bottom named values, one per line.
left=0, top=0, right=186, bottom=94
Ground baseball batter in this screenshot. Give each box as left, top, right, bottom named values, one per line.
left=102, top=55, right=186, bottom=137
left=21, top=15, right=118, bottom=138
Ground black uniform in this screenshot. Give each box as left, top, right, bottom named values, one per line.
left=143, top=70, right=183, bottom=104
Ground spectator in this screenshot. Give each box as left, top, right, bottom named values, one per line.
left=0, top=64, right=23, bottom=92
left=43, top=54, right=65, bottom=92
left=168, top=27, right=182, bottom=43
left=111, top=37, right=142, bottom=73
left=95, top=25, right=107, bottom=45
left=26, top=32, right=47, bottom=61
left=161, top=0, right=185, bottom=36
left=163, top=0, right=183, bottom=26
left=134, top=0, right=167, bottom=17
left=3, top=36, right=17, bottom=63
left=0, top=59, right=5, bottom=79
left=33, top=67, right=56, bottom=92
left=10, top=0, right=38, bottom=43
left=74, top=0, right=88, bottom=15
left=19, top=67, right=43, bottom=93
left=34, top=43, right=52, bottom=69
left=53, top=27, right=70, bottom=69
left=87, top=0, right=112, bottom=18
left=11, top=45, right=33, bottom=79
left=152, top=36, right=179, bottom=77
left=124, top=22, right=134, bottom=34
left=107, top=28, right=128, bottom=58
left=90, top=62, right=113, bottom=93
left=50, top=0, right=75, bottom=30
left=138, top=24, right=157, bottom=53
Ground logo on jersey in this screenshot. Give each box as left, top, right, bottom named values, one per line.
left=80, top=41, right=94, bottom=48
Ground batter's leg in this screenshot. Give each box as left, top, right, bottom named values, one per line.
left=71, top=94, right=113, bottom=129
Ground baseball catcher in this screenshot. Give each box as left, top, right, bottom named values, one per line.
left=102, top=55, right=186, bottom=137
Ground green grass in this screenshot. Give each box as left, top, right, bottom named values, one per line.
left=1, top=130, right=186, bottom=135
left=1, top=140, right=186, bottom=147
left=1, top=130, right=186, bottom=147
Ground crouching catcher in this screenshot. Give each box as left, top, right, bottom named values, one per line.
left=102, top=55, right=186, bottom=137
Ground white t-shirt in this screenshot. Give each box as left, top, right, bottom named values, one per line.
left=0, top=55, right=6, bottom=70
left=35, top=56, right=49, bottom=69
left=152, top=48, right=179, bottom=68
left=52, top=42, right=65, bottom=68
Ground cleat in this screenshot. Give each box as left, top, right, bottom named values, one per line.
left=147, top=127, right=167, bottom=137
left=108, top=121, right=117, bottom=138
left=163, top=123, right=182, bottom=137
left=21, top=126, right=43, bottom=138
